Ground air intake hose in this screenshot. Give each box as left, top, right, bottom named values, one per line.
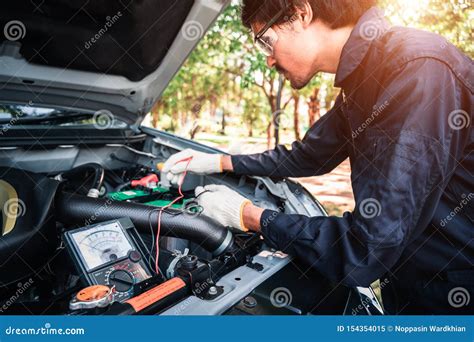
left=55, top=192, right=233, bottom=256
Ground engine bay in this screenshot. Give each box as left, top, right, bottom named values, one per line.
left=0, top=134, right=383, bottom=315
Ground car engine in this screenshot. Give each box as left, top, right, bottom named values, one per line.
left=0, top=135, right=383, bottom=315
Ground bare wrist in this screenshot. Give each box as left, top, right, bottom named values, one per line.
left=242, top=202, right=264, bottom=232
left=221, top=155, right=234, bottom=172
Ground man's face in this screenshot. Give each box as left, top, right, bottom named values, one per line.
left=251, top=17, right=329, bottom=89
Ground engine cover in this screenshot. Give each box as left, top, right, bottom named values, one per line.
left=0, top=168, right=59, bottom=285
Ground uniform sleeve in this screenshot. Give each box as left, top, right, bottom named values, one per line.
left=260, top=58, right=469, bottom=287
left=231, top=95, right=350, bottom=177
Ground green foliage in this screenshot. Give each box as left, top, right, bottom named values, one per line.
left=382, top=0, right=473, bottom=57
left=153, top=1, right=472, bottom=141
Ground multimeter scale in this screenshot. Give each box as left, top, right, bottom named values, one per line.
left=64, top=218, right=154, bottom=302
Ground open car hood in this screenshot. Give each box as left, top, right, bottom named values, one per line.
left=0, top=0, right=228, bottom=126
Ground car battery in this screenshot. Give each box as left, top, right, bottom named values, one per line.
left=107, top=187, right=194, bottom=209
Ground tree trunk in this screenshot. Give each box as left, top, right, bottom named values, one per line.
left=209, top=97, right=217, bottom=119
left=190, top=124, right=200, bottom=139
left=220, top=111, right=226, bottom=135
left=181, top=112, right=187, bottom=127
left=308, top=87, right=320, bottom=127
left=292, top=92, right=301, bottom=141
left=267, top=96, right=276, bottom=149
left=266, top=122, right=272, bottom=150
left=151, top=101, right=162, bottom=128
left=170, top=110, right=179, bottom=132
left=273, top=75, right=284, bottom=146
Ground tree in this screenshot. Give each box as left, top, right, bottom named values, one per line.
left=152, top=0, right=472, bottom=146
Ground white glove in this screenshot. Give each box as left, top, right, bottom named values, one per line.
left=195, top=184, right=251, bottom=231
left=162, top=149, right=223, bottom=185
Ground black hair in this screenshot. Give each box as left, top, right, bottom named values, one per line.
left=241, top=0, right=378, bottom=29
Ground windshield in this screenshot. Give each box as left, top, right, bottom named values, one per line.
left=0, top=104, right=128, bottom=129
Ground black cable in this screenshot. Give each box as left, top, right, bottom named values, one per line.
left=146, top=207, right=185, bottom=275
left=60, top=163, right=105, bottom=194
left=114, top=181, right=131, bottom=192
left=147, top=208, right=159, bottom=274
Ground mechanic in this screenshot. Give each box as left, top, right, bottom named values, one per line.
left=163, top=0, right=473, bottom=314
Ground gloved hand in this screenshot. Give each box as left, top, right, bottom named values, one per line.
left=195, top=184, right=252, bottom=231
left=162, top=149, right=223, bottom=185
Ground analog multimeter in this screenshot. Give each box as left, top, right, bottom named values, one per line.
left=64, top=218, right=153, bottom=302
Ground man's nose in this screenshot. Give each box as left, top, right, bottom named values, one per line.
left=266, top=56, right=276, bottom=68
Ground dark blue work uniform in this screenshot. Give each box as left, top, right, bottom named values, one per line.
left=232, top=7, right=473, bottom=314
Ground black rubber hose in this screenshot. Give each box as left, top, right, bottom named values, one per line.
left=61, top=163, right=105, bottom=196
left=55, top=192, right=233, bottom=256
left=114, top=181, right=131, bottom=192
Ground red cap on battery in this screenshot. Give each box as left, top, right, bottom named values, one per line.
left=131, top=174, right=159, bottom=188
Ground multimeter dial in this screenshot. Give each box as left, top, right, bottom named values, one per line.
left=106, top=269, right=134, bottom=292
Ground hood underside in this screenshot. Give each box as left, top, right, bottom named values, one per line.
left=0, top=0, right=228, bottom=125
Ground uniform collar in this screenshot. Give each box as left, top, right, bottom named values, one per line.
left=334, top=7, right=391, bottom=88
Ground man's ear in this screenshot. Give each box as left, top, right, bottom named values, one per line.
left=299, top=1, right=313, bottom=29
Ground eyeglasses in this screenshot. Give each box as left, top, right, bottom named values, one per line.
left=254, top=0, right=292, bottom=57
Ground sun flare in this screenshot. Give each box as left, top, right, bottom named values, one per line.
left=386, top=0, right=432, bottom=25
